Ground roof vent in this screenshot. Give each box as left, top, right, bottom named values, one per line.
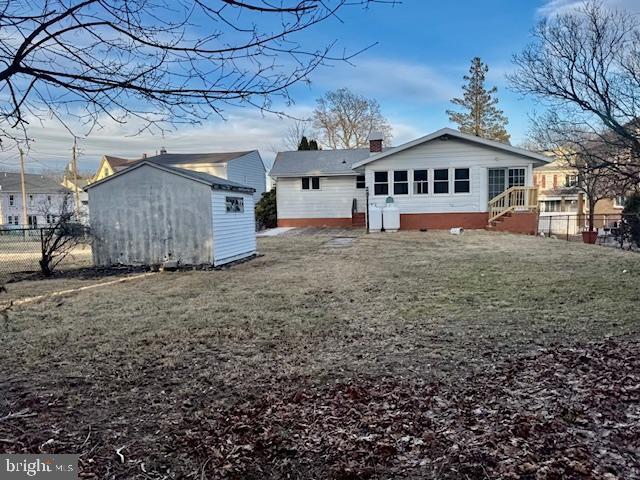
left=160, top=146, right=167, bottom=155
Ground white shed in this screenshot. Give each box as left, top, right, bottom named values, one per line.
left=86, top=161, right=256, bottom=267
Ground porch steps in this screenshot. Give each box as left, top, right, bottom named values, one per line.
left=486, top=211, right=537, bottom=235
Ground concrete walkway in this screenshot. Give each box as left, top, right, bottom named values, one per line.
left=257, top=227, right=295, bottom=237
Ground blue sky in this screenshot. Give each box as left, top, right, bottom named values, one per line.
left=2, top=0, right=638, bottom=173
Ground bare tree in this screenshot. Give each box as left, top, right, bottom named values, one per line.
left=312, top=87, right=392, bottom=149
left=0, top=1, right=391, bottom=146
left=529, top=119, right=634, bottom=231
left=282, top=120, right=313, bottom=151
left=509, top=1, right=640, bottom=179
left=39, top=194, right=87, bottom=276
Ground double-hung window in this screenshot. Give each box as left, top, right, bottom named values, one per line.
left=393, top=171, right=408, bottom=195
left=356, top=175, right=365, bottom=189
left=9, top=194, right=14, bottom=206
left=302, top=177, right=320, bottom=190
left=374, top=171, right=388, bottom=195
left=433, top=169, right=449, bottom=194
left=508, top=168, right=526, bottom=188
left=413, top=170, right=428, bottom=194
left=454, top=168, right=470, bottom=193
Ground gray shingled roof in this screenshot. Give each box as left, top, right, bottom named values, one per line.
left=141, top=151, right=254, bottom=166
left=0, top=172, right=68, bottom=194
left=86, top=161, right=255, bottom=193
left=270, top=149, right=371, bottom=177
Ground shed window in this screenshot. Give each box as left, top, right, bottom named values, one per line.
left=302, top=177, right=320, bottom=190
left=225, top=196, right=244, bottom=213
left=393, top=170, right=408, bottom=195
left=9, top=194, right=14, bottom=206
left=374, top=171, right=389, bottom=195
left=454, top=168, right=470, bottom=193
left=356, top=175, right=365, bottom=189
left=413, top=169, right=428, bottom=194
left=434, top=169, right=449, bottom=194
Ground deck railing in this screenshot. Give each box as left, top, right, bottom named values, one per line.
left=488, top=186, right=538, bottom=223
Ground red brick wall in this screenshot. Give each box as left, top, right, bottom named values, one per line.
left=493, top=212, right=538, bottom=235
left=400, top=212, right=490, bottom=230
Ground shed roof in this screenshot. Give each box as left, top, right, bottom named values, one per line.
left=139, top=151, right=256, bottom=166
left=270, top=149, right=371, bottom=177
left=85, top=161, right=255, bottom=193
left=0, top=172, right=68, bottom=194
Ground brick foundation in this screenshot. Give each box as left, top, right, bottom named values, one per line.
left=491, top=212, right=538, bottom=235
left=400, top=212, right=490, bottom=230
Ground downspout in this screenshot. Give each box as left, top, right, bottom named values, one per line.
left=366, top=186, right=370, bottom=233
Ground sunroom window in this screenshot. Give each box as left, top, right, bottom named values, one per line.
left=434, top=169, right=449, bottom=194
left=454, top=168, right=470, bottom=193
left=393, top=170, right=408, bottom=195
left=374, top=171, right=388, bottom=195
left=413, top=169, right=428, bottom=194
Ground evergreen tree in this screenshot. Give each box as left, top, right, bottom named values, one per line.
left=298, top=136, right=310, bottom=150
left=309, top=139, right=319, bottom=150
left=447, top=57, right=510, bottom=144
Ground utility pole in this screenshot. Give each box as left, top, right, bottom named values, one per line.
left=72, top=140, right=81, bottom=220
left=19, top=147, right=28, bottom=228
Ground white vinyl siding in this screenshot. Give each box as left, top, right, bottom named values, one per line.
left=211, top=190, right=256, bottom=266
left=226, top=151, right=266, bottom=202
left=364, top=138, right=535, bottom=214
left=276, top=175, right=366, bottom=218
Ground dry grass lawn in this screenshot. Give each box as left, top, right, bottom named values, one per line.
left=1, top=231, right=639, bottom=479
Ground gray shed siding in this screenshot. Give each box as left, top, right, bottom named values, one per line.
left=226, top=151, right=266, bottom=202
left=89, top=165, right=214, bottom=266
left=211, top=190, right=256, bottom=266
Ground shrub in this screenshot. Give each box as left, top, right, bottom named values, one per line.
left=256, top=188, right=277, bottom=229
left=621, top=195, right=640, bottom=249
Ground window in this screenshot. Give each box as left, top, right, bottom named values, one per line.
left=46, top=214, right=54, bottom=224
left=225, top=196, right=244, bottom=213
left=508, top=168, right=526, bottom=188
left=565, top=175, right=578, bottom=187
left=542, top=200, right=562, bottom=212
left=413, top=169, right=428, bottom=194
left=301, top=177, right=320, bottom=190
left=614, top=196, right=626, bottom=209
left=6, top=215, right=12, bottom=225
left=393, top=170, right=408, bottom=195
left=47, top=195, right=52, bottom=202
left=356, top=175, right=365, bottom=189
left=433, top=169, right=449, bottom=194
left=374, top=171, right=388, bottom=195
left=12, top=215, right=18, bottom=225
left=9, top=194, right=14, bottom=206
left=28, top=195, right=34, bottom=206
left=454, top=168, right=470, bottom=193
left=27, top=215, right=37, bottom=227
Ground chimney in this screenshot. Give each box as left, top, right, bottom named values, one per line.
left=142, top=153, right=147, bottom=159
left=160, top=146, right=167, bottom=155
left=368, top=131, right=383, bottom=154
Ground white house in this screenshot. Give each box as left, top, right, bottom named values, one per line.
left=94, top=149, right=267, bottom=203
left=270, top=128, right=550, bottom=233
left=86, top=161, right=257, bottom=267
left=0, top=172, right=70, bottom=228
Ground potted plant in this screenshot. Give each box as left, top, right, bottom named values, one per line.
left=581, top=229, right=598, bottom=244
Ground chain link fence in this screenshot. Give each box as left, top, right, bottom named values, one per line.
left=0, top=227, right=92, bottom=281
left=538, top=213, right=640, bottom=250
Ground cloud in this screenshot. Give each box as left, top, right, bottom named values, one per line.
left=0, top=106, right=317, bottom=173
left=309, top=58, right=458, bottom=104
left=537, top=0, right=640, bottom=17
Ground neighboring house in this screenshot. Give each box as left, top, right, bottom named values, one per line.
left=87, top=161, right=257, bottom=267
left=92, top=149, right=266, bottom=202
left=61, top=175, right=90, bottom=222
left=534, top=159, right=627, bottom=234
left=93, top=155, right=134, bottom=182
left=270, top=128, right=550, bottom=233
left=0, top=172, right=70, bottom=228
